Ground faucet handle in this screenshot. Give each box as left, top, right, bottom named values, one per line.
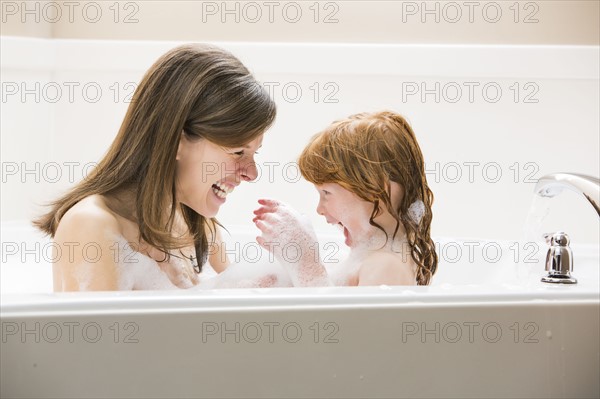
left=542, top=232, right=552, bottom=245
left=542, top=231, right=570, bottom=246
left=550, top=231, right=570, bottom=246
left=541, top=231, right=577, bottom=284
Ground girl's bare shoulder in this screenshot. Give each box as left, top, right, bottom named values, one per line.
left=357, top=251, right=417, bottom=286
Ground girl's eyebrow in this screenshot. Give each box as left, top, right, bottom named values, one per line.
left=245, top=144, right=263, bottom=149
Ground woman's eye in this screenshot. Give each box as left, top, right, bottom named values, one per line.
left=232, top=150, right=259, bottom=157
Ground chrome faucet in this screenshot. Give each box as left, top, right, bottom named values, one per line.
left=534, top=173, right=599, bottom=284
left=541, top=232, right=577, bottom=284
left=535, top=173, right=600, bottom=216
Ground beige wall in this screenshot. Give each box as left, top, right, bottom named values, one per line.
left=1, top=0, right=599, bottom=44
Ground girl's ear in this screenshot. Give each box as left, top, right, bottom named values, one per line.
left=389, top=181, right=404, bottom=209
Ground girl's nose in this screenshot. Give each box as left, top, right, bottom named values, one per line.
left=240, top=161, right=258, bottom=182
left=316, top=201, right=325, bottom=216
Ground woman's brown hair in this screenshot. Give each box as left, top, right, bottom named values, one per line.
left=34, top=44, right=276, bottom=269
left=298, top=111, right=437, bottom=285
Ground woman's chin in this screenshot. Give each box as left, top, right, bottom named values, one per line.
left=182, top=198, right=221, bottom=218
left=201, top=202, right=221, bottom=218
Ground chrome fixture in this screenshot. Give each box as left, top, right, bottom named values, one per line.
left=534, top=173, right=599, bottom=284
left=541, top=232, right=577, bottom=284
left=535, top=173, right=600, bottom=216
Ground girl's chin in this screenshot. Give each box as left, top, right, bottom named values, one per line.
left=343, top=226, right=353, bottom=247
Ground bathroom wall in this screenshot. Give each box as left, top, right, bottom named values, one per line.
left=1, top=37, right=599, bottom=246
left=1, top=1, right=599, bottom=44
left=1, top=1, right=599, bottom=246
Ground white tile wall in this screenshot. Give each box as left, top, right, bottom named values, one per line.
left=1, top=37, right=598, bottom=243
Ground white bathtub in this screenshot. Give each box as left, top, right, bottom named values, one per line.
left=1, top=221, right=599, bottom=398
left=2, top=37, right=599, bottom=398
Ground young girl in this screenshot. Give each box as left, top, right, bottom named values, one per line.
left=253, top=111, right=437, bottom=286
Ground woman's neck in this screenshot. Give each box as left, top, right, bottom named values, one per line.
left=104, top=189, right=194, bottom=250
left=103, top=188, right=138, bottom=222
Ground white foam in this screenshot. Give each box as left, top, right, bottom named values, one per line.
left=407, top=200, right=425, bottom=225
left=325, top=227, right=415, bottom=286
left=111, top=236, right=182, bottom=290
left=70, top=234, right=290, bottom=290
left=256, top=204, right=331, bottom=286
left=326, top=251, right=362, bottom=285
left=193, top=262, right=292, bottom=289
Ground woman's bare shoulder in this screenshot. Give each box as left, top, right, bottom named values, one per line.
left=55, top=195, right=122, bottom=241
left=52, top=195, right=127, bottom=291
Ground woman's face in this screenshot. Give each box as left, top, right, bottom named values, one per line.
left=176, top=133, right=263, bottom=218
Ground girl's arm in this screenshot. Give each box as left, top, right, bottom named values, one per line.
left=253, top=199, right=331, bottom=287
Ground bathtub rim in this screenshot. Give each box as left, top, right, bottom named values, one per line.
left=2, top=283, right=599, bottom=318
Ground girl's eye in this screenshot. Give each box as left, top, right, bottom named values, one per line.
left=322, top=190, right=330, bottom=195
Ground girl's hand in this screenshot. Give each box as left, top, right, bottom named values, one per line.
left=253, top=199, right=330, bottom=286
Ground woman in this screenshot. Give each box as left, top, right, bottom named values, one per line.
left=34, top=44, right=276, bottom=291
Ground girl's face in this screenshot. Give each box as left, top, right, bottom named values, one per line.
left=315, top=182, right=403, bottom=248
left=315, top=183, right=376, bottom=248
left=176, top=133, right=263, bottom=218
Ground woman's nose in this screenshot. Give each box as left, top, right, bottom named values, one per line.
left=240, top=160, right=258, bottom=182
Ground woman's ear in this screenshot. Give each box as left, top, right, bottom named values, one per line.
left=176, top=131, right=186, bottom=161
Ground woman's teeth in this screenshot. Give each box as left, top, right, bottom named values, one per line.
left=212, top=181, right=233, bottom=199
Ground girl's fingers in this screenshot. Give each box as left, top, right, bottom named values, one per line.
left=261, top=213, right=279, bottom=225
left=254, top=213, right=275, bottom=225
left=255, top=220, right=274, bottom=235
left=256, top=236, right=266, bottom=249
left=258, top=198, right=280, bottom=208
left=253, top=207, right=271, bottom=216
